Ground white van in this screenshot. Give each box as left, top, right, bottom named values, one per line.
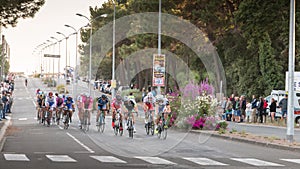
left=265, top=90, right=300, bottom=124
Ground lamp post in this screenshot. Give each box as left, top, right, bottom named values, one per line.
left=76, top=14, right=93, bottom=96
left=51, top=36, right=61, bottom=84
left=65, top=24, right=79, bottom=99
left=56, top=32, right=68, bottom=84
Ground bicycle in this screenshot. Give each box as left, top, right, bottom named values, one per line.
left=97, top=109, right=106, bottom=133
left=63, top=109, right=71, bottom=129
left=145, top=110, right=154, bottom=135
left=55, top=107, right=63, bottom=125
left=157, top=112, right=168, bottom=140
left=127, top=111, right=134, bottom=138
left=44, top=107, right=51, bottom=127
left=114, top=109, right=123, bottom=136
left=81, top=108, right=90, bottom=132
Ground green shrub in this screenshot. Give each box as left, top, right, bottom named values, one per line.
left=56, top=84, right=68, bottom=94
left=120, top=89, right=142, bottom=102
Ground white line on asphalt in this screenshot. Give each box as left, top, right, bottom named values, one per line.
left=281, top=159, right=300, bottom=164
left=90, top=156, right=127, bottom=163
left=58, top=126, right=63, bottom=130
left=4, top=154, right=30, bottom=161
left=183, top=157, right=228, bottom=166
left=46, top=155, right=77, bottom=162
left=18, top=118, right=28, bottom=121
left=32, top=100, right=36, bottom=107
left=230, top=158, right=284, bottom=166
left=135, top=156, right=176, bottom=165
left=66, top=132, right=95, bottom=153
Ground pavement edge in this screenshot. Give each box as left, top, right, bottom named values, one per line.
left=0, top=117, right=12, bottom=152
left=190, top=130, right=300, bottom=153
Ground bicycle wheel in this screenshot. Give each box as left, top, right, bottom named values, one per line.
left=150, top=121, right=155, bottom=135
left=157, top=125, right=162, bottom=139
left=114, top=126, right=118, bottom=136
left=100, top=114, right=105, bottom=133
left=64, top=114, right=69, bottom=129
left=145, top=122, right=150, bottom=135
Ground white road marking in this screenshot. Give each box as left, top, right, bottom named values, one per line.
left=231, top=158, right=284, bottom=166
left=46, top=155, right=77, bottom=162
left=66, top=132, right=95, bottom=153
left=58, top=126, right=63, bottom=130
left=183, top=157, right=228, bottom=166
left=4, top=154, right=30, bottom=161
left=135, top=156, right=176, bottom=165
left=281, top=159, right=300, bottom=164
left=32, top=100, right=37, bottom=107
left=18, top=118, right=28, bottom=121
left=90, top=156, right=127, bottom=163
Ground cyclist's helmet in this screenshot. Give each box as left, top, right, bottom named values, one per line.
left=101, top=94, right=107, bottom=99
left=123, top=96, right=129, bottom=102
left=116, top=94, right=122, bottom=101
left=48, top=92, right=53, bottom=97
left=67, top=95, right=72, bottom=101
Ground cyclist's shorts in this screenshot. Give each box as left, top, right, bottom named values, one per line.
left=145, top=103, right=154, bottom=111
left=98, top=105, right=107, bottom=110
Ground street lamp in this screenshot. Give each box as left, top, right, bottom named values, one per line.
left=65, top=24, right=79, bottom=99
left=51, top=36, right=61, bottom=84
left=56, top=31, right=68, bottom=84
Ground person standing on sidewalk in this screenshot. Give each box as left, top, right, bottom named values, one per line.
left=270, top=98, right=277, bottom=123
left=257, top=97, right=264, bottom=123
left=251, top=95, right=258, bottom=123
left=0, top=94, right=3, bottom=121
left=1, top=92, right=8, bottom=119
left=279, top=94, right=288, bottom=122
left=239, top=95, right=246, bottom=122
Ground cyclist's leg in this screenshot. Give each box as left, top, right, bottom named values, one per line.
left=87, top=110, right=91, bottom=124
left=69, top=109, right=73, bottom=122
left=96, top=109, right=100, bottom=123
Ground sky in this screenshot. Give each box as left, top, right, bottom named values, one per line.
left=2, top=0, right=106, bottom=74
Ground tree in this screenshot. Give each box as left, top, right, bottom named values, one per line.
left=0, top=0, right=45, bottom=27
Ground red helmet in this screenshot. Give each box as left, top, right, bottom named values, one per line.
left=48, top=92, right=53, bottom=96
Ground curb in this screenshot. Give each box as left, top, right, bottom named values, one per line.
left=190, top=130, right=300, bottom=153
left=0, top=116, right=12, bottom=144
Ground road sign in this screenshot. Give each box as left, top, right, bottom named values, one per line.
left=44, top=54, right=60, bottom=58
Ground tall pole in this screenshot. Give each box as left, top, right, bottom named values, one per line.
left=65, top=25, right=79, bottom=99
left=287, top=0, right=296, bottom=143
left=57, top=32, right=68, bottom=85
left=157, top=0, right=162, bottom=95
left=111, top=2, right=116, bottom=99
left=51, top=36, right=61, bottom=84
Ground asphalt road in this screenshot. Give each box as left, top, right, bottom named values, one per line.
left=1, top=77, right=300, bottom=169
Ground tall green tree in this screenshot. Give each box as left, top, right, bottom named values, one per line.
left=0, top=0, right=45, bottom=27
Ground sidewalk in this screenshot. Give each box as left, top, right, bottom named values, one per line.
left=0, top=115, right=12, bottom=148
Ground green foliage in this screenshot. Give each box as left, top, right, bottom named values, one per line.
left=79, top=0, right=300, bottom=98
left=120, top=89, right=142, bottom=102
left=0, top=0, right=45, bottom=27
left=56, top=84, right=68, bottom=94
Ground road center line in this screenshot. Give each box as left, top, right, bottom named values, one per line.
left=66, top=132, right=95, bottom=153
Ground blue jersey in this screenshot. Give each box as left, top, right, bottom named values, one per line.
left=98, top=98, right=108, bottom=110
left=64, top=99, right=74, bottom=109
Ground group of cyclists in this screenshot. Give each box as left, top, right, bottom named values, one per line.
left=34, top=88, right=172, bottom=136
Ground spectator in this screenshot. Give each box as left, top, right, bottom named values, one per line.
left=225, top=97, right=233, bottom=121
left=257, top=97, right=264, bottom=123
left=270, top=98, right=277, bottom=123
left=245, top=99, right=252, bottom=122
left=279, top=94, right=288, bottom=122
left=262, top=98, right=268, bottom=123
left=240, top=95, right=246, bottom=122
left=251, top=95, right=258, bottom=123
left=234, top=97, right=241, bottom=122
left=2, top=92, right=8, bottom=119
left=221, top=97, right=227, bottom=119
left=0, top=94, right=3, bottom=121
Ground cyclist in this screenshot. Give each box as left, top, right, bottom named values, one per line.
left=96, top=94, right=109, bottom=126
left=123, top=96, right=138, bottom=132
left=36, top=91, right=45, bottom=121
left=128, top=92, right=138, bottom=116
left=143, top=92, right=156, bottom=128
left=77, top=93, right=84, bottom=127
left=55, top=93, right=64, bottom=123
left=63, top=95, right=75, bottom=123
left=45, top=92, right=56, bottom=124
left=155, top=96, right=170, bottom=132
left=81, top=93, right=93, bottom=126
left=111, top=94, right=123, bottom=128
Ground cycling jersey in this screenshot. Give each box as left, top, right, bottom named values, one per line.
left=82, top=95, right=93, bottom=109
left=64, top=99, right=74, bottom=109
left=111, top=98, right=122, bottom=110
left=124, top=100, right=135, bottom=111
left=45, top=96, right=56, bottom=107
left=98, top=98, right=109, bottom=110
left=143, top=95, right=155, bottom=111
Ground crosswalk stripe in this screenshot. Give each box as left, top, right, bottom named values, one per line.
left=281, top=159, right=300, bottom=164
left=4, top=154, right=30, bottom=161
left=230, top=158, right=284, bottom=166
left=183, top=157, right=228, bottom=166
left=46, top=155, right=77, bottom=162
left=90, top=156, right=127, bottom=163
left=135, top=156, right=176, bottom=165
